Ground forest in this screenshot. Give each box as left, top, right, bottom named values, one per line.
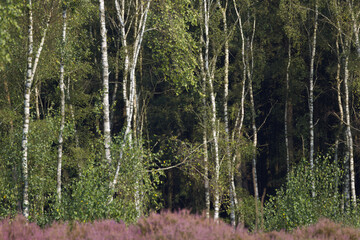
left=1, top=0, right=360, bottom=233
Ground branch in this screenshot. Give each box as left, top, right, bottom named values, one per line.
left=147, top=142, right=205, bottom=172
left=257, top=101, right=277, bottom=133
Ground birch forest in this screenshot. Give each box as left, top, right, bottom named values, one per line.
left=2, top=0, right=360, bottom=232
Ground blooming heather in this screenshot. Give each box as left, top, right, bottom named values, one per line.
left=1, top=211, right=360, bottom=239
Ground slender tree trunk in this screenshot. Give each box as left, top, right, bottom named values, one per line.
left=218, top=0, right=235, bottom=227
left=343, top=39, right=356, bottom=207
left=35, top=83, right=40, bottom=120
left=115, top=0, right=130, bottom=125
left=233, top=0, right=251, bottom=226
left=110, top=2, right=151, bottom=217
left=334, top=32, right=343, bottom=206
left=244, top=15, right=259, bottom=229
left=199, top=27, right=210, bottom=219
left=247, top=46, right=259, bottom=230
left=57, top=3, right=67, bottom=203
left=110, top=43, right=120, bottom=126
left=203, top=0, right=221, bottom=221
left=285, top=41, right=291, bottom=177
left=349, top=0, right=360, bottom=56
left=99, top=0, right=112, bottom=165
left=309, top=1, right=318, bottom=198
left=22, top=1, right=51, bottom=219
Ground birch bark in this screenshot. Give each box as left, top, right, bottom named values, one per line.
left=217, top=0, right=235, bottom=227
left=199, top=28, right=210, bottom=219
left=203, top=0, right=221, bottom=221
left=99, top=0, right=112, bottom=165
left=110, top=0, right=151, bottom=218
left=309, top=1, right=318, bottom=198
left=334, top=30, right=343, bottom=204
left=22, top=1, right=51, bottom=219
left=349, top=0, right=360, bottom=55
left=233, top=0, right=253, bottom=226
left=347, top=0, right=358, bottom=206
left=343, top=39, right=356, bottom=207
left=57, top=3, right=67, bottom=202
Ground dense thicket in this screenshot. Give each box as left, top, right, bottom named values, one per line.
left=1, top=0, right=360, bottom=231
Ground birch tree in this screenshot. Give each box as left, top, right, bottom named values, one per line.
left=201, top=0, right=222, bottom=221
left=22, top=0, right=51, bottom=219
left=285, top=42, right=292, bottom=176
left=233, top=0, right=259, bottom=228
left=57, top=1, right=67, bottom=203
left=217, top=0, right=236, bottom=227
left=99, top=0, right=112, bottom=165
left=343, top=39, right=356, bottom=207
left=347, top=0, right=358, bottom=207
left=111, top=0, right=152, bottom=217
left=308, top=1, right=318, bottom=198
left=199, top=25, right=210, bottom=219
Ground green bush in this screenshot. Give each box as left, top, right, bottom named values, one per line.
left=264, top=154, right=343, bottom=231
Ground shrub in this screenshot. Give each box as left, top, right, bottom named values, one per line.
left=264, top=154, right=342, bottom=231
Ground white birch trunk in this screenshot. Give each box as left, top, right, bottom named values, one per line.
left=99, top=0, right=112, bottom=165
left=334, top=32, right=343, bottom=201
left=199, top=31, right=210, bottom=219
left=110, top=1, right=151, bottom=218
left=343, top=40, right=356, bottom=206
left=22, top=2, right=51, bottom=219
left=243, top=15, right=259, bottom=229
left=57, top=4, right=67, bottom=202
left=110, top=44, right=120, bottom=125
left=115, top=0, right=130, bottom=125
left=22, top=0, right=34, bottom=219
left=309, top=2, right=318, bottom=198
left=217, top=0, right=234, bottom=227
left=203, top=0, right=221, bottom=221
left=349, top=0, right=360, bottom=56
left=233, top=0, right=250, bottom=225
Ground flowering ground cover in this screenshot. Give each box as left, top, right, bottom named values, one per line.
left=0, top=211, right=359, bottom=240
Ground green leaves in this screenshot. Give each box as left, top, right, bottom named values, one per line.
left=0, top=0, right=22, bottom=70
left=147, top=0, right=199, bottom=94
left=264, top=153, right=343, bottom=231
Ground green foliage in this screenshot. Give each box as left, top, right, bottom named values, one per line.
left=264, top=153, right=343, bottom=231
left=148, top=0, right=199, bottom=93
left=0, top=130, right=21, bottom=219
left=0, top=0, right=22, bottom=69
left=61, top=134, right=163, bottom=224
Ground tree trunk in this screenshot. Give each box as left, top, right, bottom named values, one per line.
left=199, top=27, right=210, bottom=219
left=349, top=0, right=360, bottom=56
left=217, top=0, right=234, bottom=227
left=35, top=83, right=40, bottom=120
left=110, top=43, right=120, bottom=126
left=309, top=1, right=318, bottom=198
left=203, top=0, right=221, bottom=221
left=110, top=1, right=151, bottom=218
left=99, top=0, right=112, bottom=165
left=285, top=41, right=292, bottom=177
left=343, top=39, right=356, bottom=207
left=57, top=3, right=67, bottom=203
left=22, top=1, right=51, bottom=219
left=233, top=0, right=252, bottom=226
left=334, top=31, right=343, bottom=208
